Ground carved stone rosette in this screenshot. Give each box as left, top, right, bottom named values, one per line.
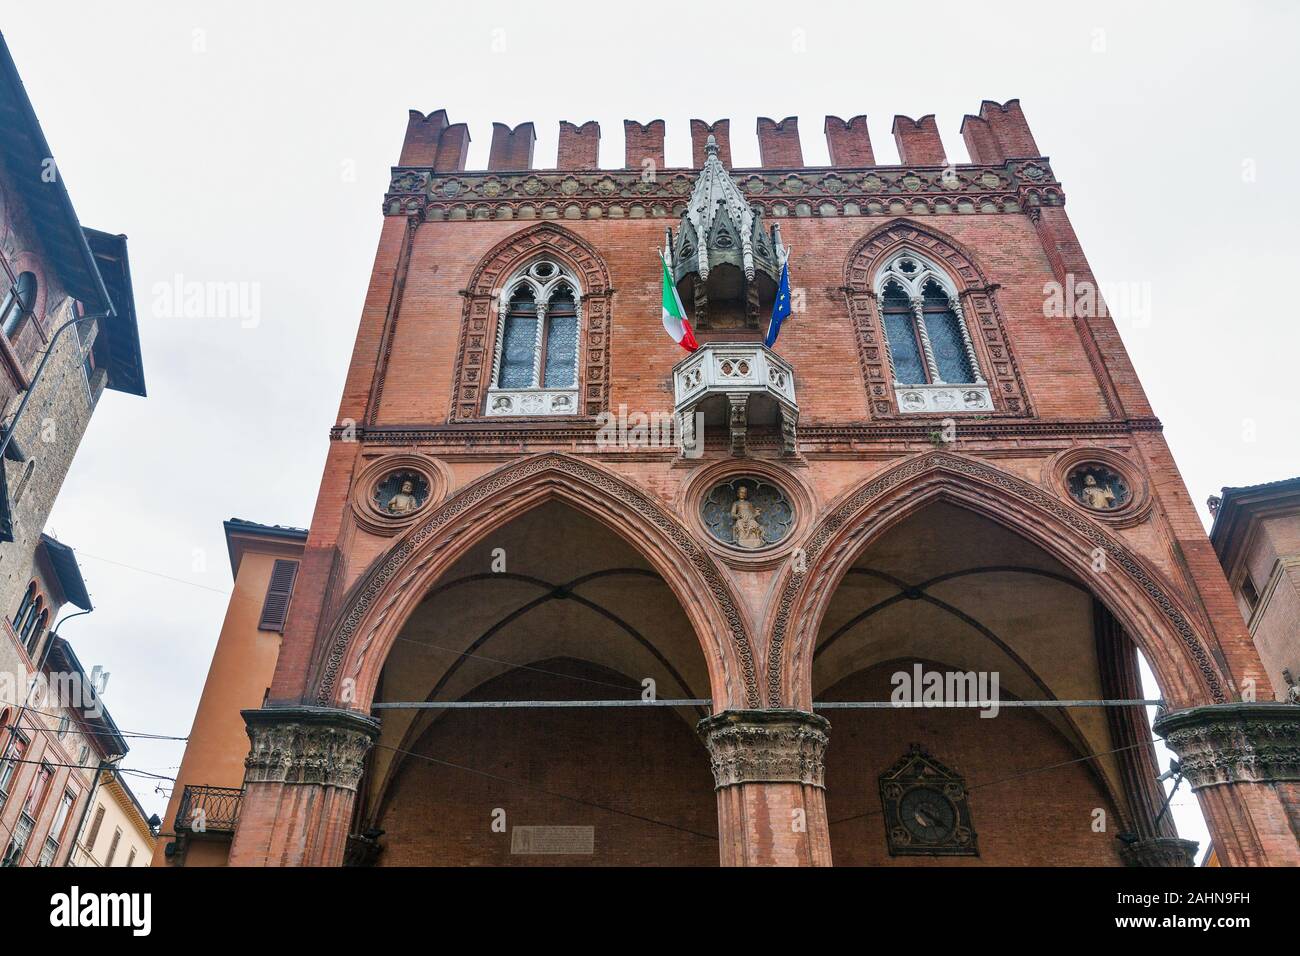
left=697, top=709, right=830, bottom=789
left=1119, top=837, right=1200, bottom=868
left=242, top=705, right=381, bottom=792
left=1153, top=703, right=1300, bottom=790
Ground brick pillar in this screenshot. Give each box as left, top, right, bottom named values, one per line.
left=756, top=117, right=803, bottom=167
left=624, top=120, right=665, bottom=172
left=434, top=124, right=470, bottom=172
left=399, top=110, right=448, bottom=166
left=488, top=122, right=536, bottom=171
left=978, top=98, right=1039, bottom=158
left=227, top=705, right=380, bottom=867
left=698, top=710, right=831, bottom=866
left=824, top=115, right=874, bottom=166
left=960, top=115, right=1003, bottom=164
left=558, top=120, right=600, bottom=170
left=892, top=114, right=946, bottom=166
left=1154, top=703, right=1300, bottom=866
left=690, top=119, right=731, bottom=168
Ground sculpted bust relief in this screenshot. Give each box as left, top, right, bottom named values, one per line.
left=386, top=479, right=421, bottom=515
left=1067, top=465, right=1130, bottom=513
left=374, top=472, right=429, bottom=518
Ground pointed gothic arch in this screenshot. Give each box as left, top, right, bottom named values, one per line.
left=312, top=452, right=760, bottom=711
left=845, top=219, right=1031, bottom=417
left=450, top=223, right=613, bottom=421
left=765, top=451, right=1229, bottom=711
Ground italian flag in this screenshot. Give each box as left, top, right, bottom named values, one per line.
left=660, top=255, right=699, bottom=352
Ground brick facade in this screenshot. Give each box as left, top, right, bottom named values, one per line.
left=214, top=101, right=1299, bottom=867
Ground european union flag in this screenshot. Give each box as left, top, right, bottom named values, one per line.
left=765, top=260, right=792, bottom=347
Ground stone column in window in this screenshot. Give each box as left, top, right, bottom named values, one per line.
left=951, top=294, right=986, bottom=384
left=530, top=298, right=548, bottom=388
left=910, top=296, right=942, bottom=384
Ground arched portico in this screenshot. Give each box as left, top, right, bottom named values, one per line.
left=768, top=451, right=1229, bottom=712
left=765, top=451, right=1297, bottom=867
left=230, top=453, right=758, bottom=867
left=315, top=452, right=759, bottom=714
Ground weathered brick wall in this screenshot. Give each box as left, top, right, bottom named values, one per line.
left=373, top=659, right=717, bottom=866
left=823, top=664, right=1127, bottom=866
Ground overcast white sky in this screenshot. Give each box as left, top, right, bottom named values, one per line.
left=6, top=2, right=1296, bottom=852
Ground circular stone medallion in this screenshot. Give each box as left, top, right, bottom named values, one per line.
left=701, top=478, right=795, bottom=551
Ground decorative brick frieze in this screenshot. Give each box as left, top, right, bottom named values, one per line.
left=242, top=705, right=381, bottom=791
left=382, top=160, right=1062, bottom=221
left=697, top=709, right=830, bottom=788
left=1118, top=837, right=1200, bottom=868
left=1153, top=703, right=1300, bottom=789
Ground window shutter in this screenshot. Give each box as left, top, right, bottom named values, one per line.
left=86, top=805, right=105, bottom=849
left=258, top=560, right=300, bottom=632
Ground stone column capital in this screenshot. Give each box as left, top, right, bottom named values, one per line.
left=697, top=709, right=830, bottom=789
left=1118, top=837, right=1200, bottom=868
left=242, top=705, right=381, bottom=792
left=1153, top=702, right=1300, bottom=790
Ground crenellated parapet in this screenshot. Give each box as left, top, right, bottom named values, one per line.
left=383, top=102, right=1061, bottom=221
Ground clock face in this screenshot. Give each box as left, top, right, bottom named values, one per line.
left=898, top=787, right=957, bottom=844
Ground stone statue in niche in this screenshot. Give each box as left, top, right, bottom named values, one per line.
left=701, top=478, right=794, bottom=551
left=730, top=486, right=765, bottom=550
left=387, top=479, right=421, bottom=514
left=1067, top=465, right=1130, bottom=511
left=374, top=472, right=429, bottom=517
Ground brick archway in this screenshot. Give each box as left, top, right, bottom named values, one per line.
left=450, top=222, right=613, bottom=420
left=766, top=451, right=1230, bottom=711
left=313, top=452, right=760, bottom=712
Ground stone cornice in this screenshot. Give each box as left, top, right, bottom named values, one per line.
left=242, top=705, right=381, bottom=791
left=329, top=417, right=1162, bottom=448
left=697, top=709, right=830, bottom=788
left=384, top=160, right=1063, bottom=221
left=1154, top=703, right=1300, bottom=789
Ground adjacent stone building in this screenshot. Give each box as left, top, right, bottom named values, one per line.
left=168, top=100, right=1297, bottom=867
left=0, top=33, right=146, bottom=866
left=1208, top=479, right=1300, bottom=704
left=69, top=766, right=157, bottom=868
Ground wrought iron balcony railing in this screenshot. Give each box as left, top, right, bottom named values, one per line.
left=175, top=784, right=243, bottom=835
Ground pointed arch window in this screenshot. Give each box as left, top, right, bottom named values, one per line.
left=486, top=259, right=582, bottom=417
left=1, top=272, right=37, bottom=339
left=873, top=251, right=991, bottom=413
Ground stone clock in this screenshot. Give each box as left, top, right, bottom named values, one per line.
left=879, top=745, right=978, bottom=857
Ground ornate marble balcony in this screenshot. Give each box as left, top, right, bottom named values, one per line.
left=673, top=343, right=798, bottom=456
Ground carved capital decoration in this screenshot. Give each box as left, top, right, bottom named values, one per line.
left=1153, top=703, right=1300, bottom=790
left=1118, top=837, right=1199, bottom=868
left=697, top=709, right=830, bottom=788
left=242, top=705, right=381, bottom=792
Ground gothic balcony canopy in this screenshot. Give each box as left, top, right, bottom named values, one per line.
left=668, top=135, right=784, bottom=330
left=673, top=342, right=798, bottom=456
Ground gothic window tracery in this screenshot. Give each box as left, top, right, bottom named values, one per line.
left=486, top=258, right=582, bottom=417
left=874, top=252, right=982, bottom=389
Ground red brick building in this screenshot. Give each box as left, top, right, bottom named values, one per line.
left=172, top=101, right=1299, bottom=867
